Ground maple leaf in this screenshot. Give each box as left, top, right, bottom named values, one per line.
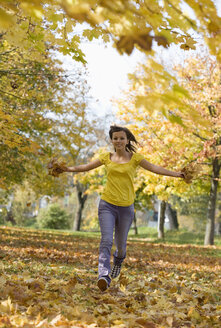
left=154, top=35, right=169, bottom=48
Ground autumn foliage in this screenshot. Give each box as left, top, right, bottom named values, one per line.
left=114, top=53, right=221, bottom=245
left=48, top=158, right=68, bottom=177
left=0, top=0, right=220, bottom=61
left=0, top=227, right=220, bottom=328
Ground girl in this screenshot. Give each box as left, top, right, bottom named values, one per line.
left=57, top=125, right=184, bottom=292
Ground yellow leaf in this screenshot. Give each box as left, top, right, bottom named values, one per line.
left=36, top=319, right=49, bottom=328
left=154, top=35, right=169, bottom=48
left=113, top=319, right=125, bottom=325
left=0, top=276, right=6, bottom=287
left=116, top=35, right=135, bottom=55
left=20, top=3, right=43, bottom=20
left=166, top=316, right=173, bottom=327
left=208, top=21, right=220, bottom=33
left=0, top=9, right=16, bottom=28
left=187, top=307, right=201, bottom=321
left=0, top=298, right=14, bottom=314
left=173, top=84, right=191, bottom=99
left=119, top=284, right=126, bottom=293
left=136, top=318, right=156, bottom=328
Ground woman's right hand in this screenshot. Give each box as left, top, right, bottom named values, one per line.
left=47, top=158, right=68, bottom=177
left=54, top=166, right=67, bottom=174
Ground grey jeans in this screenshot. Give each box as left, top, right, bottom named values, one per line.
left=98, top=199, right=134, bottom=280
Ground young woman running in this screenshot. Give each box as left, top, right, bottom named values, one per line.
left=57, top=125, right=184, bottom=291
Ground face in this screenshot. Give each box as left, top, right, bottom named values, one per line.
left=111, top=131, right=128, bottom=150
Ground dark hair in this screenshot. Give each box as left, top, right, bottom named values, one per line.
left=109, top=125, right=139, bottom=153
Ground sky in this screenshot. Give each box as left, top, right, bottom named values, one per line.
left=78, top=40, right=201, bottom=117
left=80, top=41, right=145, bottom=117
left=62, top=40, right=145, bottom=117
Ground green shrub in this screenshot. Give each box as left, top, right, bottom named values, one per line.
left=0, top=210, right=5, bottom=225
left=37, top=203, right=71, bottom=230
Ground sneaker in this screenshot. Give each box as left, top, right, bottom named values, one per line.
left=97, top=276, right=109, bottom=291
left=110, top=264, right=122, bottom=279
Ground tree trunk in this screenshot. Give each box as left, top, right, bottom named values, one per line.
left=158, top=200, right=166, bottom=239
left=5, top=195, right=16, bottom=225
left=218, top=222, right=221, bottom=235
left=133, top=212, right=138, bottom=235
left=204, top=157, right=221, bottom=245
left=73, top=182, right=88, bottom=231
left=5, top=210, right=16, bottom=225
left=166, top=203, right=179, bottom=230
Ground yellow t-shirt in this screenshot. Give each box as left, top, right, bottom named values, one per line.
left=99, top=152, right=145, bottom=206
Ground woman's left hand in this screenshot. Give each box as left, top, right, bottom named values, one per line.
left=177, top=172, right=185, bottom=178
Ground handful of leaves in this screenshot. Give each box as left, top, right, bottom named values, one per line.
left=47, top=158, right=68, bottom=177
left=181, top=162, right=201, bottom=184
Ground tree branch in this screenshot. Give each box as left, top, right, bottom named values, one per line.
left=193, top=132, right=208, bottom=141
left=0, top=49, right=17, bottom=56
left=0, top=89, right=26, bottom=100
left=0, top=69, right=55, bottom=77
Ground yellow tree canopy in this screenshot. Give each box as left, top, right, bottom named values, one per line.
left=115, top=54, right=220, bottom=200
left=0, top=0, right=220, bottom=60
left=0, top=37, right=94, bottom=191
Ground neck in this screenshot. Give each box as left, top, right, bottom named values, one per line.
left=115, top=149, right=128, bottom=156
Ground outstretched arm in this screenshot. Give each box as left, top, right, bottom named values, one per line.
left=65, top=159, right=103, bottom=173
left=139, top=159, right=184, bottom=178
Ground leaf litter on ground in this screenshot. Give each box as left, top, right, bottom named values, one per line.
left=0, top=226, right=220, bottom=327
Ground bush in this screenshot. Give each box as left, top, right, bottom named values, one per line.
left=0, top=210, right=6, bottom=225
left=37, top=203, right=71, bottom=230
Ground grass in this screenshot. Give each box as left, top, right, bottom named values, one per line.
left=127, top=226, right=221, bottom=246
left=3, top=224, right=220, bottom=247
